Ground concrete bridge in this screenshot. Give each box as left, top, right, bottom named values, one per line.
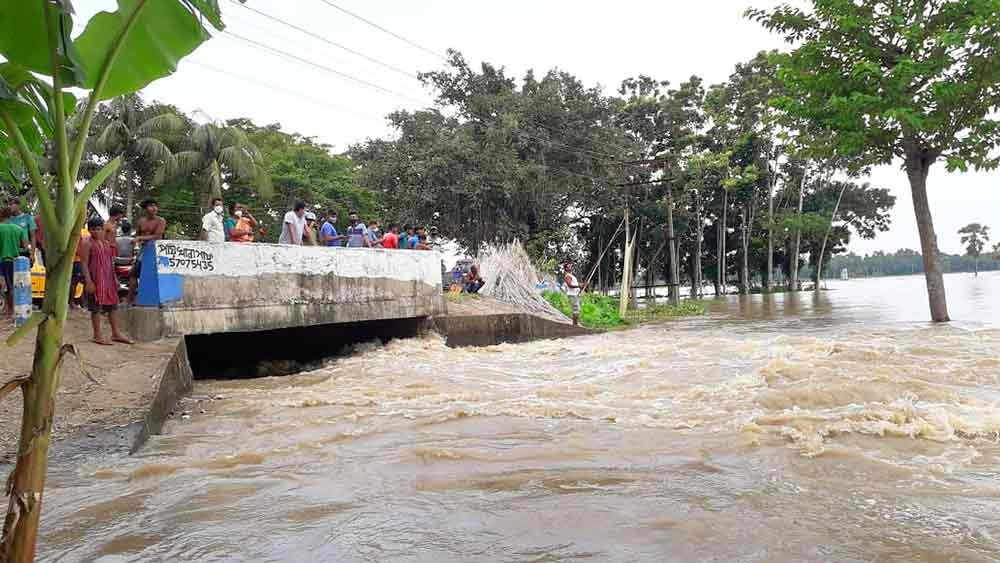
left=128, top=240, right=446, bottom=342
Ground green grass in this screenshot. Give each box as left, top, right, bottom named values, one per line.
left=543, top=291, right=626, bottom=329
left=543, top=290, right=705, bottom=329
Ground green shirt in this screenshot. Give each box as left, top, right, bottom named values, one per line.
left=6, top=213, right=36, bottom=240
left=0, top=223, right=27, bottom=261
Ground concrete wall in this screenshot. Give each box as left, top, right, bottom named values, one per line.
left=439, top=313, right=592, bottom=347
left=131, top=240, right=445, bottom=340
left=130, top=338, right=193, bottom=453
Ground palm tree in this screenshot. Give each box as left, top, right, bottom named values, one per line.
left=170, top=122, right=271, bottom=212
left=94, top=94, right=185, bottom=219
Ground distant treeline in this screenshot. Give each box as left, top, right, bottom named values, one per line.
left=827, top=249, right=1000, bottom=278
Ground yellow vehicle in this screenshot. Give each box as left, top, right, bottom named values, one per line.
left=31, top=259, right=84, bottom=302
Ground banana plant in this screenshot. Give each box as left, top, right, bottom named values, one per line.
left=0, top=1, right=226, bottom=560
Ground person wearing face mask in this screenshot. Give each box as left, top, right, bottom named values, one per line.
left=225, top=202, right=256, bottom=243
left=201, top=198, right=226, bottom=243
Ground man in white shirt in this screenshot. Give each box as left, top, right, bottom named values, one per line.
left=279, top=201, right=307, bottom=245
left=201, top=198, right=226, bottom=243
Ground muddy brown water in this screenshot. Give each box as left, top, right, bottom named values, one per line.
left=40, top=272, right=1000, bottom=562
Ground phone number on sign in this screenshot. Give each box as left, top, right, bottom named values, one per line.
left=167, top=257, right=215, bottom=271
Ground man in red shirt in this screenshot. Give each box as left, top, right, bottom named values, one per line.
left=381, top=224, right=400, bottom=249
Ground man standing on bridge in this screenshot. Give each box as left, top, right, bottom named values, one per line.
left=129, top=199, right=166, bottom=304
left=279, top=201, right=307, bottom=245
left=201, top=198, right=226, bottom=243
left=320, top=210, right=345, bottom=247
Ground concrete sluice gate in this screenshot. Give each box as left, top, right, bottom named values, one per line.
left=128, top=240, right=446, bottom=343
left=185, top=317, right=427, bottom=379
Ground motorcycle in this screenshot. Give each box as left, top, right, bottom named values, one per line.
left=114, top=236, right=135, bottom=299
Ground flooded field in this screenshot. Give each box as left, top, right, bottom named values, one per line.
left=39, top=272, right=1000, bottom=562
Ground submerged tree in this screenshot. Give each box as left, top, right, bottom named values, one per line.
left=0, top=1, right=226, bottom=559
left=958, top=223, right=990, bottom=276
left=749, top=0, right=1000, bottom=321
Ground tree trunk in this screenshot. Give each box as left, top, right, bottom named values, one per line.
left=665, top=185, right=679, bottom=306
left=106, top=170, right=119, bottom=214
left=693, top=191, right=703, bottom=299
left=689, top=252, right=697, bottom=299
left=815, top=182, right=848, bottom=292
left=740, top=204, right=750, bottom=295
left=790, top=168, right=806, bottom=291
left=904, top=152, right=949, bottom=321
left=125, top=169, right=137, bottom=223
left=974, top=256, right=979, bottom=277
left=717, top=189, right=728, bottom=296
left=716, top=218, right=723, bottom=296
left=597, top=233, right=603, bottom=293
left=765, top=158, right=775, bottom=292
left=2, top=247, right=73, bottom=562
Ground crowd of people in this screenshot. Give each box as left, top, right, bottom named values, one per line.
left=195, top=198, right=445, bottom=251
left=2, top=195, right=489, bottom=341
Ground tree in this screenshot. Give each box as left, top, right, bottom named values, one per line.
left=353, top=52, right=623, bottom=258
left=830, top=247, right=1000, bottom=277
left=93, top=93, right=185, bottom=220
left=228, top=119, right=377, bottom=242
left=0, top=2, right=225, bottom=559
left=750, top=1, right=1000, bottom=321
left=617, top=76, right=706, bottom=304
left=170, top=122, right=270, bottom=212
left=801, top=179, right=895, bottom=283
left=958, top=223, right=990, bottom=276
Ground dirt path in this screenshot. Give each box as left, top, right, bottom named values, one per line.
left=0, top=308, right=178, bottom=461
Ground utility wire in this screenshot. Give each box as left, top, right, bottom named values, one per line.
left=224, top=5, right=628, bottom=161
left=223, top=30, right=428, bottom=105
left=315, top=0, right=447, bottom=61
left=307, top=1, right=629, bottom=159
left=217, top=32, right=621, bottom=172
left=186, top=59, right=386, bottom=123
left=227, top=0, right=420, bottom=80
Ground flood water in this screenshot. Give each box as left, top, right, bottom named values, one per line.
left=40, top=272, right=1000, bottom=562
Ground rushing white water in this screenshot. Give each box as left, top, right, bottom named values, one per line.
left=39, top=272, right=1000, bottom=562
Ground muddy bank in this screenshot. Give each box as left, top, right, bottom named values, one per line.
left=0, top=310, right=180, bottom=463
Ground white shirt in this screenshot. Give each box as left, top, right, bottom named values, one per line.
left=279, top=211, right=306, bottom=245
left=565, top=273, right=581, bottom=297
left=201, top=211, right=225, bottom=243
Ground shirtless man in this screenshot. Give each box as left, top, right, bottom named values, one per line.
left=128, top=198, right=166, bottom=304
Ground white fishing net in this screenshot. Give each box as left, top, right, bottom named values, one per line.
left=477, top=241, right=569, bottom=322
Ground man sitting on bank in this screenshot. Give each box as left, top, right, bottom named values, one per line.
left=465, top=264, right=485, bottom=294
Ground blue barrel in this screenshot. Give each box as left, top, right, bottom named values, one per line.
left=13, top=256, right=31, bottom=327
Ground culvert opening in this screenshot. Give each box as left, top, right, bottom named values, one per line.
left=184, top=317, right=428, bottom=380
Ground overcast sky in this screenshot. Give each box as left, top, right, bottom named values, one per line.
left=78, top=0, right=999, bottom=255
